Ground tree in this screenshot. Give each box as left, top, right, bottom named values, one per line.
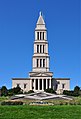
left=74, top=86, right=80, bottom=96
left=63, top=86, right=81, bottom=97
left=12, top=87, right=22, bottom=94
left=8, top=86, right=23, bottom=96
left=1, top=86, right=8, bottom=96
left=74, top=86, right=80, bottom=92
left=0, top=88, right=1, bottom=96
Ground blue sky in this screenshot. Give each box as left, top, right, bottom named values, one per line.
left=0, top=0, right=80, bottom=90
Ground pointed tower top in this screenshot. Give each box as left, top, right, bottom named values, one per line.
left=39, top=11, right=42, bottom=16
left=37, top=12, right=45, bottom=25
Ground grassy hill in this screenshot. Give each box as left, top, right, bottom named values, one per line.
left=0, top=96, right=81, bottom=119
left=0, top=105, right=81, bottom=119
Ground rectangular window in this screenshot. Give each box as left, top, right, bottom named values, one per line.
left=40, top=32, right=42, bottom=40
left=41, top=32, right=43, bottom=40
left=56, top=84, right=58, bottom=90
left=37, top=59, right=39, bottom=67
left=43, top=32, right=44, bottom=40
left=43, top=45, right=44, bottom=53
left=17, top=84, right=20, bottom=87
left=40, top=45, right=42, bottom=53
left=40, top=59, right=42, bottom=67
left=24, top=84, right=26, bottom=89
left=37, top=45, right=39, bottom=53
left=62, top=84, right=65, bottom=89
left=43, top=59, right=45, bottom=67
left=37, top=32, right=39, bottom=40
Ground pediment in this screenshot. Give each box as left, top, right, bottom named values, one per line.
left=29, top=72, right=53, bottom=77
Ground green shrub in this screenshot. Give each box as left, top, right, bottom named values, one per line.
left=8, top=87, right=23, bottom=96
left=69, top=100, right=76, bottom=105
left=63, top=86, right=81, bottom=97
left=27, top=90, right=34, bottom=94
left=63, top=90, right=80, bottom=97
left=1, top=101, right=23, bottom=105
left=44, top=88, right=56, bottom=94
left=23, top=92, right=28, bottom=94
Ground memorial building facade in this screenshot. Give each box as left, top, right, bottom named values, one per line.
left=12, top=12, right=70, bottom=94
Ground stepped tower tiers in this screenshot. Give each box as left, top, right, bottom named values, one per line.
left=29, top=12, right=53, bottom=91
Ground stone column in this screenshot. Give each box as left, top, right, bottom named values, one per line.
left=30, top=79, right=32, bottom=90
left=42, top=79, right=44, bottom=91
left=38, top=79, right=40, bottom=91
left=34, top=79, right=36, bottom=91
left=49, top=79, right=51, bottom=88
left=46, top=79, right=48, bottom=89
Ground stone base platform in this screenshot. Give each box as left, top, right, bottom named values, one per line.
left=11, top=92, right=73, bottom=100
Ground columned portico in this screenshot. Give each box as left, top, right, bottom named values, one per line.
left=30, top=78, right=52, bottom=91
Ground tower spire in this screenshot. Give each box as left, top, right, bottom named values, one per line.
left=39, top=11, right=42, bottom=16
left=36, top=12, right=45, bottom=26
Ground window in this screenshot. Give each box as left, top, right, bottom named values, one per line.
left=37, top=32, right=39, bottom=40
left=40, top=59, right=42, bottom=67
left=24, top=84, right=26, bottom=89
left=43, top=32, right=44, bottom=40
left=43, top=45, right=44, bottom=53
left=56, top=84, right=58, bottom=90
left=37, top=45, right=39, bottom=53
left=40, top=32, right=42, bottom=40
left=17, top=84, right=20, bottom=87
left=58, top=81, right=60, bottom=84
left=37, top=59, right=39, bottom=67
left=62, top=84, right=65, bottom=89
left=41, top=32, right=43, bottom=40
left=40, top=45, right=42, bottom=53
left=43, top=59, right=45, bottom=67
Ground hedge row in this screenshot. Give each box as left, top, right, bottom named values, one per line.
left=44, top=88, right=56, bottom=94
left=1, top=101, right=23, bottom=105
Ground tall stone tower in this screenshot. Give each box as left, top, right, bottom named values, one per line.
left=29, top=12, right=53, bottom=91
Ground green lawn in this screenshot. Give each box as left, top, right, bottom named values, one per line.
left=0, top=97, right=9, bottom=102
left=0, top=105, right=81, bottom=119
